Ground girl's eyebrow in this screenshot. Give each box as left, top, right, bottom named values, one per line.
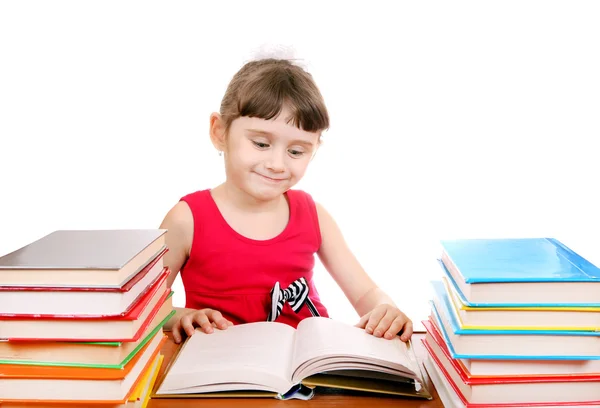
left=291, top=139, right=315, bottom=148
left=246, top=128, right=273, bottom=136
left=246, top=128, right=315, bottom=147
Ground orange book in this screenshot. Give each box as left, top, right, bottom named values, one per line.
left=0, top=353, right=163, bottom=408
left=0, top=331, right=165, bottom=380
left=0, top=335, right=165, bottom=403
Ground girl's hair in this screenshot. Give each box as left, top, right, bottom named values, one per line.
left=219, top=58, right=330, bottom=135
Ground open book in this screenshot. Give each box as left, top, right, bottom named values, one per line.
left=153, top=317, right=431, bottom=399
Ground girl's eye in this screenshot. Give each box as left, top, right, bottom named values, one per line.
left=252, top=141, right=269, bottom=148
left=288, top=149, right=304, bottom=157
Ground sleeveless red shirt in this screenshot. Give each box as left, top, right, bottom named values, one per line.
left=179, top=189, right=329, bottom=328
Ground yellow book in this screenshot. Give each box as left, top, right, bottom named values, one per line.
left=442, top=277, right=600, bottom=331
left=139, top=354, right=163, bottom=408
left=128, top=354, right=161, bottom=402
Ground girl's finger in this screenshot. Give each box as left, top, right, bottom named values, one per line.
left=384, top=316, right=407, bottom=340
left=355, top=312, right=371, bottom=329
left=365, top=307, right=387, bottom=335
left=207, top=310, right=229, bottom=329
left=373, top=310, right=395, bottom=338
left=193, top=312, right=214, bottom=334
left=172, top=319, right=183, bottom=344
left=180, top=313, right=197, bottom=337
left=399, top=320, right=414, bottom=342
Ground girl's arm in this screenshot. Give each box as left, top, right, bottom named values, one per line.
left=315, top=203, right=413, bottom=341
left=159, top=201, right=232, bottom=342
left=160, top=201, right=193, bottom=290
left=159, top=201, right=194, bottom=332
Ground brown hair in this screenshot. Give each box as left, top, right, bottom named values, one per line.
left=219, top=58, right=330, bottom=135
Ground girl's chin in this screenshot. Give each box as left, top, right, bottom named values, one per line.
left=246, top=184, right=289, bottom=201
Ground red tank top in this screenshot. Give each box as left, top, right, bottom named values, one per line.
left=179, top=189, right=329, bottom=328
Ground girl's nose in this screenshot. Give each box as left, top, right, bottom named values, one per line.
left=265, top=151, right=285, bottom=172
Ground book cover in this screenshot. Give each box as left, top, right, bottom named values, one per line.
left=0, top=333, right=165, bottom=380
left=440, top=258, right=600, bottom=307
left=428, top=303, right=600, bottom=360
left=422, top=332, right=600, bottom=383
left=440, top=237, right=600, bottom=283
left=0, top=260, right=168, bottom=317
left=0, top=229, right=167, bottom=288
left=0, top=333, right=165, bottom=403
left=0, top=248, right=167, bottom=293
left=138, top=354, right=164, bottom=408
left=0, top=305, right=171, bottom=368
left=432, top=280, right=600, bottom=336
left=0, top=230, right=166, bottom=271
left=129, top=353, right=163, bottom=401
left=424, top=320, right=600, bottom=377
left=0, top=283, right=175, bottom=342
left=441, top=277, right=600, bottom=331
left=423, top=353, right=600, bottom=408
left=0, top=269, right=170, bottom=321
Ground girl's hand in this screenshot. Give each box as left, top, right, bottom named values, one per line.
left=355, top=304, right=413, bottom=342
left=172, top=308, right=234, bottom=344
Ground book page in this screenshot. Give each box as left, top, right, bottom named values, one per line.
left=157, top=321, right=296, bottom=395
left=291, top=317, right=420, bottom=381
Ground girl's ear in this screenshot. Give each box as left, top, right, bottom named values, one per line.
left=209, top=112, right=227, bottom=151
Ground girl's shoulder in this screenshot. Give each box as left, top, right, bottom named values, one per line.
left=180, top=188, right=211, bottom=205
left=176, top=189, right=215, bottom=232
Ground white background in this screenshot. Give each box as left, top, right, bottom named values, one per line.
left=1, top=1, right=599, bottom=331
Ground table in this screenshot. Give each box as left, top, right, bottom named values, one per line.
left=148, top=332, right=442, bottom=407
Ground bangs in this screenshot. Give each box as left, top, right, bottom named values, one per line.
left=235, top=67, right=329, bottom=133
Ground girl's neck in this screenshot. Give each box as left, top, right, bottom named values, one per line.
left=212, top=182, right=285, bottom=214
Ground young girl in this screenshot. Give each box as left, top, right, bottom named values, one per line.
left=161, top=57, right=413, bottom=344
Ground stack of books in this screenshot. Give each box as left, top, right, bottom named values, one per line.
left=0, top=229, right=175, bottom=407
left=422, top=237, right=600, bottom=407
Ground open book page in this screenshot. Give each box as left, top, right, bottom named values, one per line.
left=156, top=322, right=296, bottom=395
left=291, top=317, right=421, bottom=383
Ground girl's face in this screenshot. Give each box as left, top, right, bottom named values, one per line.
left=220, top=106, right=320, bottom=202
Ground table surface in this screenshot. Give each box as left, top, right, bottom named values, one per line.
left=147, top=331, right=442, bottom=407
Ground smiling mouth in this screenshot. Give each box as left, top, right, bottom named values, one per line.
left=256, top=173, right=286, bottom=182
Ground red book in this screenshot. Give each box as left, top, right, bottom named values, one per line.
left=423, top=318, right=600, bottom=378
left=422, top=319, right=600, bottom=406
left=0, top=269, right=174, bottom=342
left=0, top=248, right=168, bottom=317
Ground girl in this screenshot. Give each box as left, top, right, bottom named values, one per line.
left=161, top=58, right=413, bottom=344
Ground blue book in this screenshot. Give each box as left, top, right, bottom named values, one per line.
left=428, top=280, right=600, bottom=360
left=439, top=238, right=600, bottom=307
left=431, top=280, right=600, bottom=336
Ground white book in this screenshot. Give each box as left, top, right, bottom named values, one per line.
left=154, top=317, right=432, bottom=399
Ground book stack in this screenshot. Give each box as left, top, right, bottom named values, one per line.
left=0, top=229, right=175, bottom=407
left=422, top=237, right=600, bottom=407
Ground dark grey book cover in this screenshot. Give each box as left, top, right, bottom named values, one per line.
left=0, top=230, right=167, bottom=270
